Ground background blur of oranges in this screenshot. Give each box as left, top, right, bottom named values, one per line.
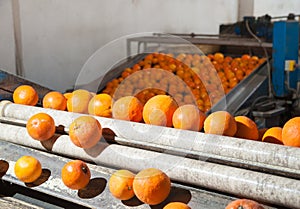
left=101, top=52, right=265, bottom=113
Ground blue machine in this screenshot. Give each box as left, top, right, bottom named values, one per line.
left=272, top=20, right=299, bottom=97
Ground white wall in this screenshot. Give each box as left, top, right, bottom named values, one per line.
left=1, top=0, right=239, bottom=92
left=253, top=0, right=300, bottom=17
left=0, top=0, right=15, bottom=74
left=3, top=0, right=299, bottom=92
left=238, top=0, right=254, bottom=20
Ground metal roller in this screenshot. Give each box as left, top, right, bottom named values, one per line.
left=0, top=122, right=299, bottom=208
left=1, top=101, right=300, bottom=177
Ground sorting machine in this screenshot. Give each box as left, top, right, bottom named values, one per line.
left=0, top=16, right=300, bottom=209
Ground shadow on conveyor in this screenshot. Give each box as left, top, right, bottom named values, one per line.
left=25, top=169, right=51, bottom=187
left=0, top=180, right=91, bottom=209
left=78, top=177, right=107, bottom=199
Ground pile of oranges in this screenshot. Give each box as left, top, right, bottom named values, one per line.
left=4, top=81, right=294, bottom=209
left=10, top=83, right=300, bottom=148
left=102, top=52, right=265, bottom=112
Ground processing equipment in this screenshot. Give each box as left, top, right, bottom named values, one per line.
left=0, top=15, right=300, bottom=209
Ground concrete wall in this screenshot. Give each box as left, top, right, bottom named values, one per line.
left=253, top=0, right=300, bottom=17
left=0, top=0, right=15, bottom=74
left=0, top=0, right=299, bottom=92
left=0, top=0, right=239, bottom=91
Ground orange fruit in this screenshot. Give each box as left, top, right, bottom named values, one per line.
left=241, top=54, right=251, bottom=61
left=13, top=85, right=39, bottom=106
left=112, top=96, right=143, bottom=122
left=225, top=198, right=265, bottom=209
left=61, top=160, right=91, bottom=190
left=42, top=91, right=67, bottom=110
left=234, top=116, right=259, bottom=140
left=133, top=168, right=171, bottom=205
left=262, top=127, right=283, bottom=144
left=143, top=95, right=178, bottom=127
left=88, top=93, right=112, bottom=117
left=213, top=52, right=224, bottom=63
left=63, top=92, right=73, bottom=100
left=66, top=89, right=93, bottom=114
left=26, top=112, right=56, bottom=141
left=14, top=156, right=42, bottom=183
left=172, top=104, right=206, bottom=131
left=282, top=117, right=300, bottom=147
left=204, top=111, right=237, bottom=136
left=109, top=169, right=135, bottom=200
left=163, top=202, right=191, bottom=209
left=69, top=116, right=102, bottom=149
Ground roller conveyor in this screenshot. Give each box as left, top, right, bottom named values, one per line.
left=0, top=101, right=299, bottom=209
left=0, top=45, right=298, bottom=208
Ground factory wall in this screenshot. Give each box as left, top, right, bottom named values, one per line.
left=0, top=0, right=299, bottom=92
left=0, top=0, right=238, bottom=92
left=0, top=0, right=15, bottom=74
left=253, top=0, right=300, bottom=17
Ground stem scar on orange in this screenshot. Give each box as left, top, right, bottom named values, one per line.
left=61, top=160, right=91, bottom=190
left=69, top=116, right=102, bottom=149
left=26, top=112, right=56, bottom=141
left=109, top=169, right=135, bottom=200
left=133, top=168, right=171, bottom=205
left=14, top=156, right=42, bottom=183
left=13, top=85, right=39, bottom=106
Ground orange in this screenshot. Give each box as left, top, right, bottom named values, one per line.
left=66, top=89, right=93, bottom=114
left=26, top=112, right=56, bottom=141
left=112, top=96, right=143, bottom=122
left=42, top=91, right=67, bottom=111
left=63, top=92, right=73, bottom=100
left=262, top=127, right=283, bottom=144
left=133, top=168, right=171, bottom=205
left=234, top=116, right=259, bottom=140
left=225, top=198, right=265, bottom=209
left=143, top=95, right=178, bottom=127
left=204, top=111, right=237, bottom=136
left=163, top=202, right=191, bottom=209
left=172, top=104, right=206, bottom=131
left=109, top=169, right=135, bottom=200
left=282, top=117, right=300, bottom=147
left=88, top=93, right=112, bottom=118
left=100, top=52, right=264, bottom=114
left=61, top=160, right=91, bottom=190
left=14, top=156, right=42, bottom=183
left=69, top=116, right=102, bottom=149
left=213, top=52, right=224, bottom=63
left=241, top=54, right=251, bottom=61
left=13, top=85, right=39, bottom=106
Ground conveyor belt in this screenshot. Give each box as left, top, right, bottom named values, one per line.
left=0, top=102, right=298, bottom=208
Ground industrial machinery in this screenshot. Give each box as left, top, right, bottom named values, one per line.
left=251, top=18, right=300, bottom=128
left=0, top=15, right=300, bottom=209
left=124, top=17, right=300, bottom=128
